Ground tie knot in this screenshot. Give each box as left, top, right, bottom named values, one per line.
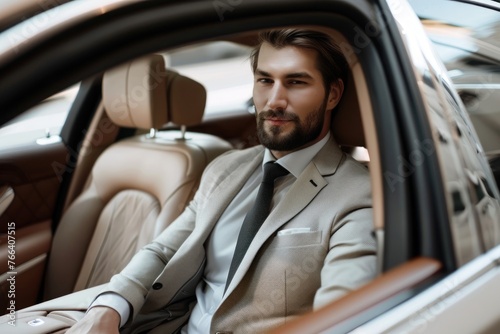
left=262, top=162, right=289, bottom=184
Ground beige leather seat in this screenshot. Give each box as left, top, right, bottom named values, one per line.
left=43, top=54, right=233, bottom=301
left=331, top=66, right=371, bottom=166
left=332, top=69, right=365, bottom=148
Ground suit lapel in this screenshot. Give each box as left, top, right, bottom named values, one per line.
left=223, top=137, right=345, bottom=296
left=199, top=147, right=265, bottom=234
left=174, top=147, right=265, bottom=251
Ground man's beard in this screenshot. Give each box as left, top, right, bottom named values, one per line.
left=256, top=99, right=328, bottom=151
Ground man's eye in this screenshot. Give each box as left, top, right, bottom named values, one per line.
left=257, top=78, right=272, bottom=84
left=289, top=80, right=305, bottom=85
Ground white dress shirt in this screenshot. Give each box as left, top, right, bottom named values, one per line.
left=92, top=133, right=331, bottom=332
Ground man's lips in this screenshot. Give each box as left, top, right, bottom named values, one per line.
left=264, top=117, right=294, bottom=126
left=259, top=110, right=297, bottom=126
left=266, top=117, right=290, bottom=121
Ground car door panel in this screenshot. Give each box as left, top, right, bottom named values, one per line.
left=0, top=142, right=67, bottom=229
left=0, top=140, right=67, bottom=310
left=0, top=221, right=51, bottom=312
left=351, top=245, right=500, bottom=334
left=0, top=186, right=13, bottom=216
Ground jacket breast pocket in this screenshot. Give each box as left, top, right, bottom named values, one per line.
left=254, top=230, right=325, bottom=318
left=270, top=230, right=322, bottom=248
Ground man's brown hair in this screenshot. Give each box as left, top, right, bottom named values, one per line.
left=250, top=29, right=349, bottom=93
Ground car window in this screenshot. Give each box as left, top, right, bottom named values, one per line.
left=0, top=84, right=79, bottom=149
left=168, top=41, right=253, bottom=117
left=410, top=0, right=500, bottom=156
left=0, top=42, right=253, bottom=149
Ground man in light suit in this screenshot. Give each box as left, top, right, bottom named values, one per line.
left=68, top=28, right=376, bottom=333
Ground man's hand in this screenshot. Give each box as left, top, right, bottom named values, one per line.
left=66, top=306, right=120, bottom=334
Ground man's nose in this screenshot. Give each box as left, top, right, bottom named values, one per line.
left=267, top=83, right=287, bottom=110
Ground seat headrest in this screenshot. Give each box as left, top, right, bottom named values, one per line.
left=331, top=68, right=365, bottom=147
left=164, top=69, right=206, bottom=127
left=102, top=54, right=206, bottom=130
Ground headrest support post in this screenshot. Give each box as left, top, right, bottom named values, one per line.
left=179, top=125, right=187, bottom=141
left=148, top=128, right=157, bottom=139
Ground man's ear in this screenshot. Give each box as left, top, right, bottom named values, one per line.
left=327, top=79, right=344, bottom=111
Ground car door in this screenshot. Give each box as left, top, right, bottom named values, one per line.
left=0, top=3, right=107, bottom=304
left=0, top=93, right=71, bottom=311
left=0, top=75, right=108, bottom=311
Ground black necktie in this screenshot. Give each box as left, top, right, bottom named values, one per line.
left=225, top=161, right=289, bottom=291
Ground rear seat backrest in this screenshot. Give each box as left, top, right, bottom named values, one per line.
left=43, top=55, right=232, bottom=301
left=331, top=67, right=365, bottom=148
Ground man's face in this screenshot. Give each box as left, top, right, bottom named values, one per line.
left=252, top=42, right=342, bottom=157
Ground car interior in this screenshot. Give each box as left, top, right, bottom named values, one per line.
left=43, top=54, right=234, bottom=301
left=0, top=23, right=467, bottom=332
left=44, top=26, right=383, bottom=298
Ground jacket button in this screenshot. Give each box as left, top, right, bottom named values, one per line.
left=152, top=282, right=163, bottom=290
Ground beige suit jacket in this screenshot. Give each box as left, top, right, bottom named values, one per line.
left=108, top=137, right=377, bottom=333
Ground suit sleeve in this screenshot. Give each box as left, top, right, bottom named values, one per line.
left=313, top=161, right=377, bottom=309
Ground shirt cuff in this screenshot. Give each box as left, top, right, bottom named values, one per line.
left=90, top=292, right=131, bottom=328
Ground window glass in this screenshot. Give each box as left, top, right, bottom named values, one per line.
left=0, top=41, right=254, bottom=149
left=410, top=0, right=500, bottom=157
left=0, top=84, right=79, bottom=149
left=409, top=0, right=500, bottom=45
left=430, top=39, right=500, bottom=156
left=167, top=41, right=254, bottom=117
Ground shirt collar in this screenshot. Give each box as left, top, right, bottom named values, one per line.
left=263, top=132, right=331, bottom=178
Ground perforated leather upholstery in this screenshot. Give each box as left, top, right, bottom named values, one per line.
left=43, top=55, right=232, bottom=300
